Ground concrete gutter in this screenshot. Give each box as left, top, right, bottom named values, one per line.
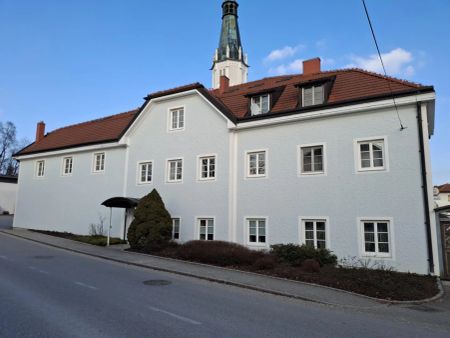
left=0, top=228, right=444, bottom=307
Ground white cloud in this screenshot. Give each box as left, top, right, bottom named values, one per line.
left=264, top=45, right=305, bottom=63
left=346, top=48, right=414, bottom=76
left=269, top=59, right=304, bottom=75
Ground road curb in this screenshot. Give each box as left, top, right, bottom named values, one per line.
left=1, top=230, right=444, bottom=306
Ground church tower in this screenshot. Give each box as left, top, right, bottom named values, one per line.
left=212, top=0, right=248, bottom=89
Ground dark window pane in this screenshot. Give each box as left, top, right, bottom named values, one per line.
left=365, top=243, right=375, bottom=252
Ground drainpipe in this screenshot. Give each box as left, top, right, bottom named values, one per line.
left=417, top=103, right=434, bottom=274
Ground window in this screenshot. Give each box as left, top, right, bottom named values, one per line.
left=448, top=195, right=450, bottom=202
left=199, top=218, right=214, bottom=240
left=248, top=218, right=266, bottom=244
left=247, top=151, right=266, bottom=177
left=169, top=108, right=185, bottom=131
left=302, top=85, right=324, bottom=107
left=93, top=153, right=105, bottom=172
left=36, top=160, right=45, bottom=177
left=172, top=218, right=180, bottom=240
left=62, top=157, right=73, bottom=176
left=358, top=139, right=385, bottom=171
left=199, top=156, right=216, bottom=180
left=362, top=220, right=391, bottom=256
left=250, top=94, right=270, bottom=115
left=167, top=159, right=183, bottom=182
left=138, top=162, right=153, bottom=184
left=300, top=145, right=324, bottom=174
left=303, top=220, right=327, bottom=249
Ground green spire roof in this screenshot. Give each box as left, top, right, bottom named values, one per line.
left=216, top=0, right=245, bottom=63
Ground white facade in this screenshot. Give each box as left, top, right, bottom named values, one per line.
left=13, top=88, right=439, bottom=275
left=212, top=59, right=248, bottom=89
left=0, top=180, right=17, bottom=214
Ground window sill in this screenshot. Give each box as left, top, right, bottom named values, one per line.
left=299, top=171, right=326, bottom=177
left=361, top=253, right=392, bottom=259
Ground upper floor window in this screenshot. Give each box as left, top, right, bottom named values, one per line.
left=62, top=157, right=73, bottom=176
left=167, top=159, right=183, bottom=182
left=300, top=145, right=324, bottom=175
left=93, top=153, right=105, bottom=173
left=247, top=150, right=266, bottom=178
left=250, top=94, right=270, bottom=116
left=36, top=160, right=45, bottom=177
left=302, top=85, right=324, bottom=107
left=138, top=162, right=153, bottom=184
left=199, top=155, right=216, bottom=180
left=357, top=139, right=385, bottom=171
left=361, top=220, right=391, bottom=257
left=169, top=108, right=185, bottom=131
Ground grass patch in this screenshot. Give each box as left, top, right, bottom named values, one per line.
left=129, top=240, right=439, bottom=301
left=30, top=230, right=126, bottom=246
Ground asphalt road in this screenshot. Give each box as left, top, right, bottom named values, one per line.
left=0, top=233, right=449, bottom=338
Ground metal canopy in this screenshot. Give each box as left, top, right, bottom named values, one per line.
left=101, top=197, right=140, bottom=209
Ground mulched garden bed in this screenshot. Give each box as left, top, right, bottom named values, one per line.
left=30, top=230, right=126, bottom=246
left=128, top=241, right=439, bottom=302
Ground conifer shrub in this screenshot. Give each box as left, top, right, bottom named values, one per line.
left=270, top=244, right=337, bottom=267
left=127, top=189, right=173, bottom=252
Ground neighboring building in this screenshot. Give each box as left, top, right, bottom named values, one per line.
left=434, top=183, right=450, bottom=207
left=0, top=175, right=18, bottom=214
left=13, top=0, right=441, bottom=275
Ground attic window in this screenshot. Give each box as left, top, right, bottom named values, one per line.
left=251, top=94, right=270, bottom=116
left=302, top=85, right=324, bottom=107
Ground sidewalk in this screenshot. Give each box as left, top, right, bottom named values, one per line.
left=0, top=228, right=418, bottom=308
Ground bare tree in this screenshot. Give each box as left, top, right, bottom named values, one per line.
left=0, top=121, right=28, bottom=176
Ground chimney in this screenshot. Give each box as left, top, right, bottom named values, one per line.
left=303, top=58, right=321, bottom=75
left=219, top=75, right=230, bottom=94
left=36, top=121, right=45, bottom=143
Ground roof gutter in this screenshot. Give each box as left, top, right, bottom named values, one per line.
left=417, top=103, right=435, bottom=274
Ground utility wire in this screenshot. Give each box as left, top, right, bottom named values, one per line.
left=361, top=0, right=406, bottom=131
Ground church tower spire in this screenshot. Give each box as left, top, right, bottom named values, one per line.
left=212, top=0, right=248, bottom=89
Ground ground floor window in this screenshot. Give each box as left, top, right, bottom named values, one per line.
left=302, top=219, right=327, bottom=249
left=172, top=218, right=180, bottom=240
left=361, top=220, right=390, bottom=256
left=199, top=218, right=214, bottom=241
left=247, top=218, right=266, bottom=244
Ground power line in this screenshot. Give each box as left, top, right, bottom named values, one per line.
left=361, top=0, right=406, bottom=131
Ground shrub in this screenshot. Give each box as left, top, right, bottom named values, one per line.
left=301, top=259, right=320, bottom=273
left=270, top=243, right=337, bottom=267
left=177, top=240, right=263, bottom=267
left=252, top=255, right=277, bottom=270
left=127, top=189, right=172, bottom=252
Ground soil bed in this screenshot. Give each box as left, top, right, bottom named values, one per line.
left=31, top=230, right=126, bottom=246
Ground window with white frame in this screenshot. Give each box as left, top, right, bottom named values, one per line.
left=303, top=220, right=327, bottom=249
left=138, top=162, right=153, bottom=184
left=167, top=159, right=183, bottom=182
left=361, top=220, right=390, bottom=256
left=247, top=151, right=266, bottom=177
left=199, top=156, right=216, bottom=180
left=302, top=85, right=324, bottom=107
left=250, top=94, right=270, bottom=115
left=62, top=157, right=73, bottom=175
left=172, top=218, right=180, bottom=240
left=169, top=108, right=185, bottom=131
left=199, top=218, right=214, bottom=241
left=36, top=160, right=45, bottom=177
left=93, top=153, right=105, bottom=172
left=248, top=218, right=266, bottom=244
left=300, top=145, right=324, bottom=174
left=358, top=139, right=385, bottom=170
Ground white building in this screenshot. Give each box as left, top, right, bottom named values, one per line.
left=13, top=0, right=442, bottom=275
left=0, top=175, right=18, bottom=214
left=435, top=184, right=450, bottom=208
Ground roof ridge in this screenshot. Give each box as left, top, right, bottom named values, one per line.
left=49, top=109, right=138, bottom=134
left=146, top=82, right=203, bottom=99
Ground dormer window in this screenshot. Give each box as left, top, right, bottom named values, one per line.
left=302, top=85, right=324, bottom=107
left=251, top=94, right=270, bottom=116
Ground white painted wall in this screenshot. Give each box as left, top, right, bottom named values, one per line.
left=436, top=193, right=450, bottom=207
left=14, top=147, right=127, bottom=238
left=0, top=181, right=17, bottom=214
left=212, top=59, right=248, bottom=89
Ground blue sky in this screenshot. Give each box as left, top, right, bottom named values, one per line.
left=0, top=0, right=448, bottom=183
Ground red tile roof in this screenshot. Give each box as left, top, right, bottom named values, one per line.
left=16, top=68, right=433, bottom=156
left=438, top=184, right=450, bottom=193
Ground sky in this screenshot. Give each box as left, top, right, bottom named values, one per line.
left=0, top=0, right=448, bottom=183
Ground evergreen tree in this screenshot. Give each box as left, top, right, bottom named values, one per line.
left=127, top=189, right=172, bottom=252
